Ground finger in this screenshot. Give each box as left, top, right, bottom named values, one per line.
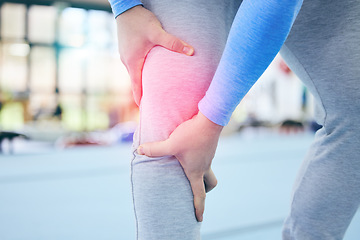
left=155, top=31, right=194, bottom=56
left=189, top=177, right=206, bottom=222
left=128, top=59, right=144, bottom=106
left=137, top=140, right=172, bottom=157
left=204, top=168, right=218, bottom=193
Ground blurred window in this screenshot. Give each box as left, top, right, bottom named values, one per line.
left=86, top=50, right=108, bottom=94
left=30, top=47, right=56, bottom=93
left=59, top=49, right=84, bottom=94
left=0, top=2, right=132, bottom=131
left=0, top=42, right=28, bottom=92
left=1, top=3, right=26, bottom=39
left=87, top=10, right=112, bottom=49
left=59, top=8, right=86, bottom=47
left=28, top=5, right=56, bottom=43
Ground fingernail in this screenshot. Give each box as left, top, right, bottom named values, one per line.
left=183, top=46, right=194, bottom=56
left=199, top=215, right=203, bottom=222
left=137, top=146, right=144, bottom=155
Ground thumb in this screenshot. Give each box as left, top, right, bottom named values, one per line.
left=189, top=176, right=206, bottom=222
left=137, top=140, right=172, bottom=157
left=204, top=168, right=218, bottom=193
left=128, top=58, right=144, bottom=106
left=156, top=31, right=194, bottom=56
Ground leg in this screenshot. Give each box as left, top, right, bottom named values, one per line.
left=280, top=1, right=360, bottom=239
left=130, top=1, right=241, bottom=239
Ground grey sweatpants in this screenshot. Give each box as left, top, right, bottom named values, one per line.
left=280, top=0, right=360, bottom=239
left=131, top=0, right=360, bottom=239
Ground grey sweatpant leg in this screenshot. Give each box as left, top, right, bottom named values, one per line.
left=130, top=1, right=240, bottom=239
left=280, top=1, right=360, bottom=239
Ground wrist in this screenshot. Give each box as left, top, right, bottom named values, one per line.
left=198, top=111, right=223, bottom=136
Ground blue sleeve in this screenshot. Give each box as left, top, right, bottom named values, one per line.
left=108, top=0, right=143, bottom=18
left=198, top=0, right=303, bottom=126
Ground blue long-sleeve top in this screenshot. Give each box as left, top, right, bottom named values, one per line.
left=109, top=0, right=303, bottom=126
left=109, top=0, right=142, bottom=18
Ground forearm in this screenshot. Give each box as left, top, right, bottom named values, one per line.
left=198, top=0, right=303, bottom=126
left=108, top=0, right=143, bottom=18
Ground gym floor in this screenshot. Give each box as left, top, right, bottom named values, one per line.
left=1, top=131, right=359, bottom=239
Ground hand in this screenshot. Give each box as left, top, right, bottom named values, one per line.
left=116, top=6, right=195, bottom=106
left=137, top=112, right=223, bottom=222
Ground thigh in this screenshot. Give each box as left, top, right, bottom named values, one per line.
left=138, top=0, right=241, bottom=144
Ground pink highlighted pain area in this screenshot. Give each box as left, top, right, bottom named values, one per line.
left=139, top=46, right=217, bottom=145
